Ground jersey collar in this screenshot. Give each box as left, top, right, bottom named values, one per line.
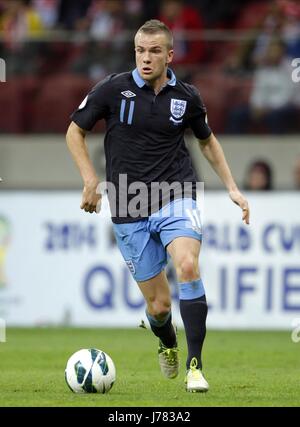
left=132, top=68, right=177, bottom=88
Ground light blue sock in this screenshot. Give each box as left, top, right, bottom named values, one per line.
left=178, top=279, right=205, bottom=300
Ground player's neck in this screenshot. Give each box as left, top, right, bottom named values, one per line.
left=150, top=72, right=169, bottom=95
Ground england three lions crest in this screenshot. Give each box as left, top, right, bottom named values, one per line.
left=170, top=99, right=187, bottom=119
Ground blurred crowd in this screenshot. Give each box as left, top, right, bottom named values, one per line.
left=1, top=0, right=300, bottom=135
left=0, top=0, right=253, bottom=78
left=243, top=155, right=300, bottom=191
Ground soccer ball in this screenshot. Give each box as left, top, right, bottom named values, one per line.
left=65, top=348, right=116, bottom=393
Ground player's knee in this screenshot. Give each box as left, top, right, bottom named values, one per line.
left=147, top=300, right=171, bottom=320
left=176, top=256, right=199, bottom=282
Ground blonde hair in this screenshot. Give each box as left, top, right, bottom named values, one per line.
left=136, top=19, right=173, bottom=49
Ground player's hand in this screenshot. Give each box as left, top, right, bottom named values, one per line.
left=80, top=181, right=102, bottom=214
left=229, top=190, right=250, bottom=225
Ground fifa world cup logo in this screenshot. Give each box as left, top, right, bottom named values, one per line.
left=0, top=216, right=10, bottom=288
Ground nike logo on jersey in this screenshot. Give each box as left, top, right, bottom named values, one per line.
left=121, top=90, right=136, bottom=98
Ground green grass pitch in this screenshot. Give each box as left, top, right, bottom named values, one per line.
left=0, top=328, right=299, bottom=407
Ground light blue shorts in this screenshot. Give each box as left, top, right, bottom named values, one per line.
left=112, top=198, right=202, bottom=282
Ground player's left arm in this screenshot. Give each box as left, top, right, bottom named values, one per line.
left=199, top=133, right=250, bottom=225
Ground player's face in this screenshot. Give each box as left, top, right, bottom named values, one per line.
left=134, top=32, right=173, bottom=83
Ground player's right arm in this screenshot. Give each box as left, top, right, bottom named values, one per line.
left=66, top=121, right=101, bottom=214
left=66, top=75, right=114, bottom=214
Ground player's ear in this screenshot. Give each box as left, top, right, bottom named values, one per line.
left=167, top=49, right=174, bottom=65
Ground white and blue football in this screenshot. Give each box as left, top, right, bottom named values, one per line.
left=65, top=348, right=116, bottom=393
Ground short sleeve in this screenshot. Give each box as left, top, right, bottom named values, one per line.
left=187, top=86, right=212, bottom=140
left=70, top=74, right=115, bottom=131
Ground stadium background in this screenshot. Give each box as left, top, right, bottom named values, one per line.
left=0, top=0, right=300, bottom=407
